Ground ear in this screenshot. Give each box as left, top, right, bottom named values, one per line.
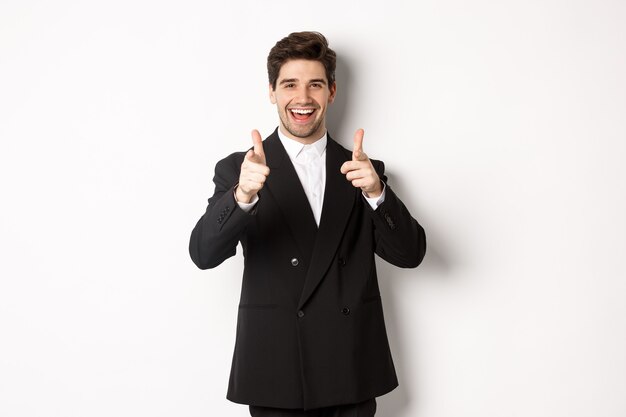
left=328, top=82, right=337, bottom=104
left=269, top=84, right=277, bottom=104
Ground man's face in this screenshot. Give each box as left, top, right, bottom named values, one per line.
left=269, top=59, right=336, bottom=144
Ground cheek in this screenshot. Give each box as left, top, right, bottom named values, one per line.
left=318, top=93, right=331, bottom=105
left=276, top=96, right=289, bottom=107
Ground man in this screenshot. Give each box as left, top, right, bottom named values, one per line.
left=189, top=32, right=426, bottom=417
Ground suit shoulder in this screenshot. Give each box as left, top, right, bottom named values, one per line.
left=209, top=151, right=249, bottom=190
left=214, top=150, right=248, bottom=173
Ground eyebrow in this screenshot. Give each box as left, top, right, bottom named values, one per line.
left=279, top=78, right=328, bottom=86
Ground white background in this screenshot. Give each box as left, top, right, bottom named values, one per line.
left=1, top=1, right=625, bottom=416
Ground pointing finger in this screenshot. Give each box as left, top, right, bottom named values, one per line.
left=251, top=129, right=265, bottom=159
left=352, top=128, right=365, bottom=161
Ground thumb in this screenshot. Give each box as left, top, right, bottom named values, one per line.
left=251, top=129, right=265, bottom=161
left=352, top=128, right=365, bottom=161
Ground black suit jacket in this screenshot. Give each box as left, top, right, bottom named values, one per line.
left=189, top=129, right=426, bottom=410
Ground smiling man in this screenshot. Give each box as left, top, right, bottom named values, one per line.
left=189, top=32, right=426, bottom=417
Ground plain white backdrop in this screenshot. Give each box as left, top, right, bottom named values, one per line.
left=1, top=1, right=625, bottom=416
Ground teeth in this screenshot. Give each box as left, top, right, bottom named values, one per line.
left=290, top=109, right=314, bottom=114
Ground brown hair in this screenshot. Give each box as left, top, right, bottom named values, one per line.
left=267, top=31, right=336, bottom=90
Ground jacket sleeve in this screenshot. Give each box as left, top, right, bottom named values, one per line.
left=189, top=152, right=254, bottom=270
left=366, top=159, right=427, bottom=268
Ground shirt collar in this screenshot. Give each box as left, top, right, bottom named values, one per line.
left=277, top=128, right=327, bottom=160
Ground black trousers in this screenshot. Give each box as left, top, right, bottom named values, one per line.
left=249, top=398, right=376, bottom=417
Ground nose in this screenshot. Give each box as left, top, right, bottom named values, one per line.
left=295, top=85, right=313, bottom=104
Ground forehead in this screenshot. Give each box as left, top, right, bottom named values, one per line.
left=277, top=59, right=327, bottom=82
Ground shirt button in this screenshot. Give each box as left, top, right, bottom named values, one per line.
left=297, top=310, right=305, bottom=318
left=291, top=258, right=299, bottom=267
left=341, top=307, right=350, bottom=315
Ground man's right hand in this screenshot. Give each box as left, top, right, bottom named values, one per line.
left=235, top=129, right=270, bottom=204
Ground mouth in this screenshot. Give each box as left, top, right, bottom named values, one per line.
left=288, top=107, right=316, bottom=123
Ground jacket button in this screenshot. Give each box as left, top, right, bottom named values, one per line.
left=297, top=310, right=305, bottom=318
left=291, top=258, right=299, bottom=267
left=338, top=257, right=346, bottom=266
left=341, top=307, right=350, bottom=315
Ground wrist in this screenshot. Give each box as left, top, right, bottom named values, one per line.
left=364, top=180, right=383, bottom=198
left=235, top=186, right=254, bottom=204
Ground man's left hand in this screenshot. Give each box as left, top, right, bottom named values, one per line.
left=340, top=128, right=382, bottom=198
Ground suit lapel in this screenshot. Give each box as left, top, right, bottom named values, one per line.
left=297, top=135, right=357, bottom=309
left=263, top=130, right=318, bottom=258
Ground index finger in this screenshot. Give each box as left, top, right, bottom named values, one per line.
left=251, top=129, right=265, bottom=157
left=353, top=128, right=364, bottom=161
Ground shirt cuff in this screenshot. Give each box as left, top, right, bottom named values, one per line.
left=234, top=190, right=259, bottom=212
left=363, top=182, right=386, bottom=210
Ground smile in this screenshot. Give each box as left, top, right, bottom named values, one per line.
left=289, top=108, right=316, bottom=122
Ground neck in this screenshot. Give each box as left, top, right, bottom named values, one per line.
left=279, top=125, right=326, bottom=145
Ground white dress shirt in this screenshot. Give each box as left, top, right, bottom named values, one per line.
left=237, top=129, right=385, bottom=225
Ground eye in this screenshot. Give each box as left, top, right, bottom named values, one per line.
left=310, top=83, right=322, bottom=88
left=284, top=83, right=296, bottom=88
